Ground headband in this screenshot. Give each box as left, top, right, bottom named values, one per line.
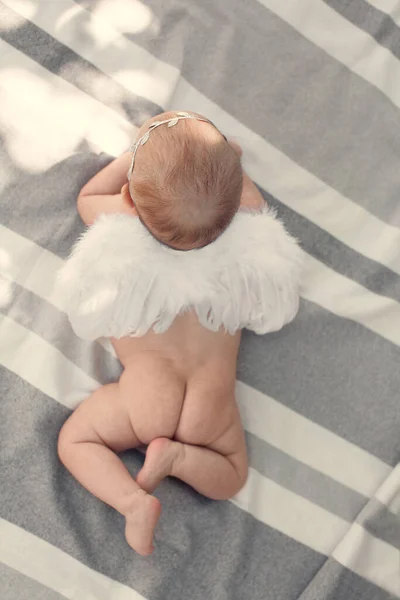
left=127, top=112, right=226, bottom=180
left=126, top=112, right=230, bottom=250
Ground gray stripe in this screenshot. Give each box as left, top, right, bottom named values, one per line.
left=358, top=498, right=400, bottom=550
left=3, top=284, right=366, bottom=521
left=324, top=0, right=400, bottom=61
left=0, top=147, right=112, bottom=257
left=239, top=300, right=400, bottom=466
left=0, top=3, right=162, bottom=126
left=0, top=563, right=65, bottom=600
left=298, top=558, right=398, bottom=600
left=0, top=367, right=325, bottom=600
left=264, top=188, right=400, bottom=304
left=79, top=0, right=400, bottom=226
left=247, top=433, right=368, bottom=522
left=1, top=283, right=122, bottom=386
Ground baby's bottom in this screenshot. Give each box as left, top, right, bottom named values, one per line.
left=58, top=382, right=247, bottom=556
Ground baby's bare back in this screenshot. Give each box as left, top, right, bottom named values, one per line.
left=112, top=311, right=242, bottom=449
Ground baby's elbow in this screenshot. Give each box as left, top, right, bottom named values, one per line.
left=76, top=192, right=83, bottom=214
left=76, top=193, right=93, bottom=226
left=57, top=421, right=72, bottom=466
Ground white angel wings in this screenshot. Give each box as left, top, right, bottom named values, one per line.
left=57, top=208, right=304, bottom=340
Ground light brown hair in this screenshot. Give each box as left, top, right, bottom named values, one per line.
left=129, top=118, right=243, bottom=250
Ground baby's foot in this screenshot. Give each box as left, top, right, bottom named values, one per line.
left=124, top=489, right=161, bottom=556
left=137, top=437, right=183, bottom=494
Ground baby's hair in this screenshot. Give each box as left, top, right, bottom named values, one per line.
left=129, top=118, right=243, bottom=250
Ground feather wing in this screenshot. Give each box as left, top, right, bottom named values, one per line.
left=57, top=209, right=303, bottom=340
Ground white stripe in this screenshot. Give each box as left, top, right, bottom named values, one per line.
left=257, top=0, right=400, bottom=112
left=0, top=225, right=65, bottom=311
left=0, top=224, right=116, bottom=357
left=0, top=39, right=134, bottom=171
left=2, top=0, right=177, bottom=108
left=365, top=0, right=400, bottom=26
left=241, top=134, right=400, bottom=276
left=333, top=523, right=400, bottom=596
left=4, top=0, right=400, bottom=276
left=374, top=463, right=400, bottom=513
left=0, top=316, right=350, bottom=554
left=233, top=468, right=349, bottom=555
left=236, top=381, right=390, bottom=499
left=0, top=519, right=147, bottom=600
left=0, top=315, right=98, bottom=409
left=302, top=254, right=400, bottom=347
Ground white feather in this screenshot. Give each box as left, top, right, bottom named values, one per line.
left=57, top=208, right=304, bottom=340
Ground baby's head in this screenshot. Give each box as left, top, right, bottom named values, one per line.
left=127, top=111, right=242, bottom=250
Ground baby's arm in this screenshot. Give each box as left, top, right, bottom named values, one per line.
left=77, top=152, right=136, bottom=225
left=241, top=171, right=266, bottom=210
left=228, top=141, right=266, bottom=211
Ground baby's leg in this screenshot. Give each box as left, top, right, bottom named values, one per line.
left=137, top=423, right=248, bottom=500
left=58, top=383, right=160, bottom=555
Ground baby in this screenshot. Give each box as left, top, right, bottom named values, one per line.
left=58, top=112, right=295, bottom=556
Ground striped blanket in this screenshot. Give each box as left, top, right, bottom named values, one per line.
left=0, top=1, right=399, bottom=599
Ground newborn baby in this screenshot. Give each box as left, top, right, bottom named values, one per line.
left=58, top=111, right=301, bottom=556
